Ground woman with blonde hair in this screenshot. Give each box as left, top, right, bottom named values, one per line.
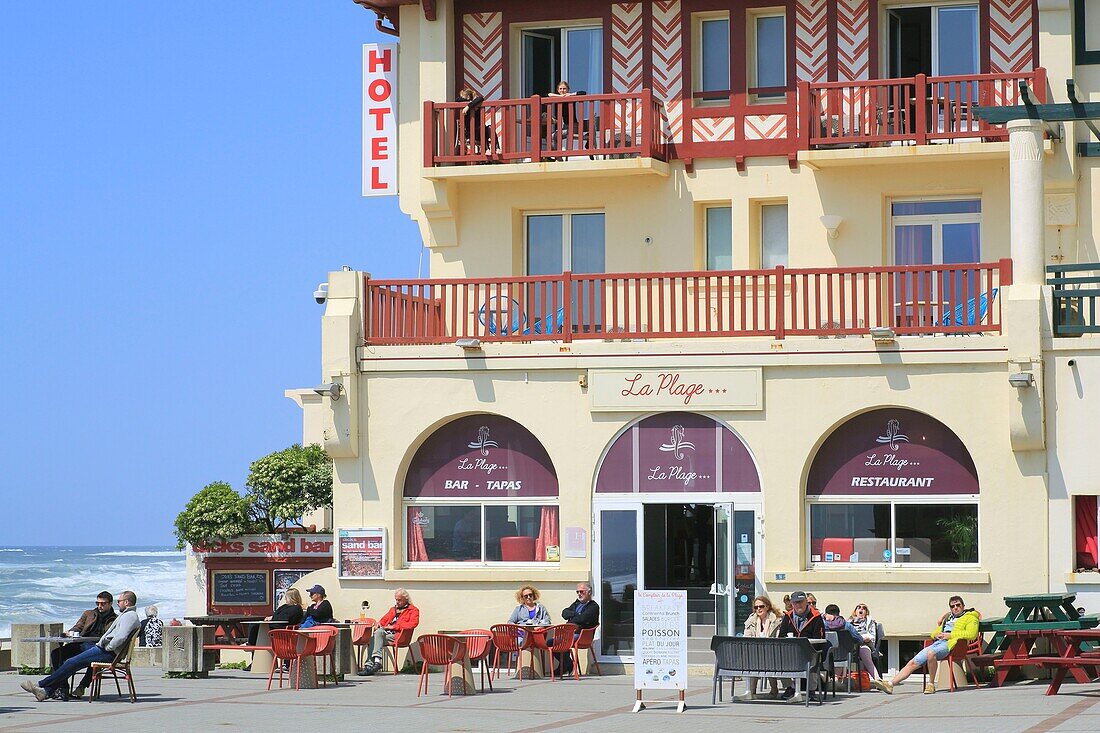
left=507, top=584, right=552, bottom=626
left=245, top=587, right=305, bottom=668
left=740, top=595, right=783, bottom=699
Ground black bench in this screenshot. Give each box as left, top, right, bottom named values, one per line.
left=710, top=636, right=826, bottom=707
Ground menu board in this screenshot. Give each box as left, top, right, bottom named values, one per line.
left=273, top=569, right=312, bottom=600
left=211, top=571, right=269, bottom=606
left=338, top=528, right=386, bottom=579
left=633, top=590, right=688, bottom=691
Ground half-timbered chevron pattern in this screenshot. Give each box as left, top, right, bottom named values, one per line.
left=794, top=0, right=828, bottom=82
left=835, top=0, right=870, bottom=81
left=989, top=0, right=1034, bottom=73
left=611, top=3, right=644, bottom=93
left=692, top=116, right=738, bottom=142
left=743, top=114, right=787, bottom=140
left=462, top=12, right=504, bottom=99
left=651, top=0, right=684, bottom=143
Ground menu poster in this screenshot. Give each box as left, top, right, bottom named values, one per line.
left=338, top=528, right=386, bottom=579
left=273, top=569, right=311, bottom=600
left=633, top=590, right=688, bottom=692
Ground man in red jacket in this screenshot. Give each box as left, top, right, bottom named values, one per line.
left=358, top=588, right=420, bottom=676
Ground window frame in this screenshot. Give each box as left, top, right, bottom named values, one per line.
left=404, top=497, right=561, bottom=567
left=523, top=210, right=606, bottom=274
left=692, top=11, right=732, bottom=107
left=806, top=495, right=981, bottom=568
left=704, top=204, right=734, bottom=271
left=514, top=20, right=604, bottom=98
left=748, top=9, right=787, bottom=103
left=881, top=1, right=982, bottom=78
left=889, top=197, right=982, bottom=266
left=758, top=201, right=789, bottom=269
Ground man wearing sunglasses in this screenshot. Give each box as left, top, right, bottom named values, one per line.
left=558, top=582, right=600, bottom=674
left=47, top=591, right=117, bottom=699
left=874, top=595, right=979, bottom=694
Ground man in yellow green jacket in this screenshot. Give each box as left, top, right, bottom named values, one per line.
left=873, top=596, right=980, bottom=695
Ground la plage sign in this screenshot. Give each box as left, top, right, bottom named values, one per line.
left=589, top=369, right=762, bottom=412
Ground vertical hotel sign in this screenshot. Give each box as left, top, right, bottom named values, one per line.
left=362, top=43, right=398, bottom=196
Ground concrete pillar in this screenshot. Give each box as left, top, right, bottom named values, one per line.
left=11, top=623, right=63, bottom=669
left=1008, top=118, right=1046, bottom=287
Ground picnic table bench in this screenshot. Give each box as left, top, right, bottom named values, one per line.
left=980, top=593, right=1095, bottom=655
left=1031, top=629, right=1100, bottom=695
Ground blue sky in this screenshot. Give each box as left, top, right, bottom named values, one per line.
left=0, top=2, right=418, bottom=545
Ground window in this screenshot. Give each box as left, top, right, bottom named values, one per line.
left=526, top=212, right=606, bottom=275
left=1075, top=495, right=1099, bottom=570
left=521, top=25, right=603, bottom=97
left=887, top=5, right=978, bottom=79
left=760, top=203, right=788, bottom=268
left=810, top=502, right=978, bottom=564
left=892, top=198, right=981, bottom=309
left=705, top=206, right=733, bottom=270
left=407, top=504, right=559, bottom=563
left=751, top=11, right=786, bottom=100
left=696, top=14, right=731, bottom=105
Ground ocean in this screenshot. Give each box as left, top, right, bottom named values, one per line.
left=0, top=546, right=186, bottom=638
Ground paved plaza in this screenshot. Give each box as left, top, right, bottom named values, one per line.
left=2, top=669, right=1100, bottom=733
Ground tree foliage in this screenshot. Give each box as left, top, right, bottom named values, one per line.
left=245, top=443, right=333, bottom=533
left=173, top=481, right=253, bottom=550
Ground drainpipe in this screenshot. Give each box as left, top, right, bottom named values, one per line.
left=353, top=2, right=400, bottom=36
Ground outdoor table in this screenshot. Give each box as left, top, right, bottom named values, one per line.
left=981, top=593, right=1096, bottom=655
left=439, top=632, right=484, bottom=695
left=22, top=636, right=101, bottom=645
left=239, top=621, right=282, bottom=674
left=518, top=626, right=550, bottom=680
left=185, top=615, right=256, bottom=644
left=1040, top=629, right=1100, bottom=695
left=290, top=628, right=335, bottom=690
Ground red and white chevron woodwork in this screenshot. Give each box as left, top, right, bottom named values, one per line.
left=835, top=0, right=870, bottom=81
left=462, top=12, right=504, bottom=100
left=795, top=0, right=828, bottom=83
left=743, top=114, right=788, bottom=140
left=611, top=3, right=644, bottom=93
left=989, top=0, right=1034, bottom=73
left=693, top=116, right=738, bottom=143
left=651, top=0, right=684, bottom=143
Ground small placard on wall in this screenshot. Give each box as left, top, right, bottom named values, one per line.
left=564, top=527, right=587, bottom=558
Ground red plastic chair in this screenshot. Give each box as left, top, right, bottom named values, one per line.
left=545, top=624, right=578, bottom=681
left=490, top=624, right=524, bottom=680
left=572, top=624, right=602, bottom=678
left=351, top=619, right=378, bottom=668
left=922, top=612, right=984, bottom=691
left=460, top=628, right=493, bottom=692
left=309, top=626, right=340, bottom=687
left=268, top=629, right=308, bottom=690
left=384, top=626, right=415, bottom=674
left=416, top=634, right=467, bottom=697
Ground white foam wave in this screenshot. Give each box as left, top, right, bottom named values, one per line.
left=0, top=548, right=25, bottom=552
left=90, top=551, right=183, bottom=557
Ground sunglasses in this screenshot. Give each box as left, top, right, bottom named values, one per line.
left=576, top=590, right=588, bottom=594
left=809, top=601, right=817, bottom=606
left=522, top=593, right=535, bottom=599
left=753, top=604, right=767, bottom=610
left=950, top=603, right=964, bottom=608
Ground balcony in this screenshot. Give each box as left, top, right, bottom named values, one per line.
left=798, top=69, right=1047, bottom=150
left=423, top=92, right=667, bottom=174
left=363, top=261, right=1011, bottom=346
left=1050, top=264, right=1100, bottom=337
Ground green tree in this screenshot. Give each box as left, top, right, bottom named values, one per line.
left=173, top=481, right=254, bottom=550
left=245, top=443, right=333, bottom=532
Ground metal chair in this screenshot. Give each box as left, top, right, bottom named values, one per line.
left=88, top=632, right=139, bottom=703
left=416, top=634, right=466, bottom=697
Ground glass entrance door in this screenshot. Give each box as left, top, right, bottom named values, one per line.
left=714, top=503, right=734, bottom=636
left=595, top=506, right=640, bottom=657
left=733, top=508, right=759, bottom=633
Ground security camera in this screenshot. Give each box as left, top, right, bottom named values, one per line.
left=313, top=283, right=329, bottom=304
left=1069, top=359, right=1077, bottom=367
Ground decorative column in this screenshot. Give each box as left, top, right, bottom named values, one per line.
left=1008, top=118, right=1046, bottom=288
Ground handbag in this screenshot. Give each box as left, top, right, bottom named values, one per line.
left=300, top=616, right=316, bottom=629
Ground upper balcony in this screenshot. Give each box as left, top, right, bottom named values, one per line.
left=423, top=92, right=668, bottom=180
left=363, top=261, right=1011, bottom=347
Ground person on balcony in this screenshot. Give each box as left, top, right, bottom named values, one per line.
left=547, top=81, right=584, bottom=151
left=456, top=86, right=493, bottom=159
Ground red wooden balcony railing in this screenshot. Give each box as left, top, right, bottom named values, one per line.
left=363, top=260, right=1012, bottom=345
left=424, top=91, right=666, bottom=166
left=799, top=69, right=1046, bottom=148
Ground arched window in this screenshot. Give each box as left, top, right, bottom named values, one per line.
left=806, top=408, right=979, bottom=566
left=403, top=414, right=559, bottom=565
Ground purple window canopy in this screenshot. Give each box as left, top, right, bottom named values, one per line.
left=404, top=414, right=559, bottom=499
left=807, top=408, right=979, bottom=497
left=595, top=412, right=761, bottom=493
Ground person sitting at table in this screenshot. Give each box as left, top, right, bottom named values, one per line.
left=821, top=603, right=882, bottom=685
left=508, top=584, right=552, bottom=627
left=22, top=590, right=140, bottom=702
left=849, top=601, right=882, bottom=670
left=739, top=595, right=783, bottom=699
left=873, top=595, right=980, bottom=695
left=139, top=605, right=164, bottom=647
left=246, top=588, right=305, bottom=647
left=455, top=86, right=494, bottom=158
left=358, top=588, right=420, bottom=676
left=51, top=591, right=116, bottom=677
left=304, top=585, right=335, bottom=624
left=557, top=581, right=600, bottom=675
left=777, top=590, right=825, bottom=701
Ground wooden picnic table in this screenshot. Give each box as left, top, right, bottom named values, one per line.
left=980, top=593, right=1096, bottom=655
left=185, top=615, right=258, bottom=644
left=1034, top=629, right=1100, bottom=695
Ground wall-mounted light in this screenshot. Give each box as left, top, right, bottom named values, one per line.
left=820, top=214, right=843, bottom=239
left=455, top=338, right=482, bottom=350
left=313, top=382, right=343, bottom=400
left=869, top=326, right=896, bottom=344
left=1008, top=372, right=1035, bottom=388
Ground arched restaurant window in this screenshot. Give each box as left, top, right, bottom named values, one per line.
left=806, top=408, right=979, bottom=566
left=403, top=414, right=559, bottom=564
